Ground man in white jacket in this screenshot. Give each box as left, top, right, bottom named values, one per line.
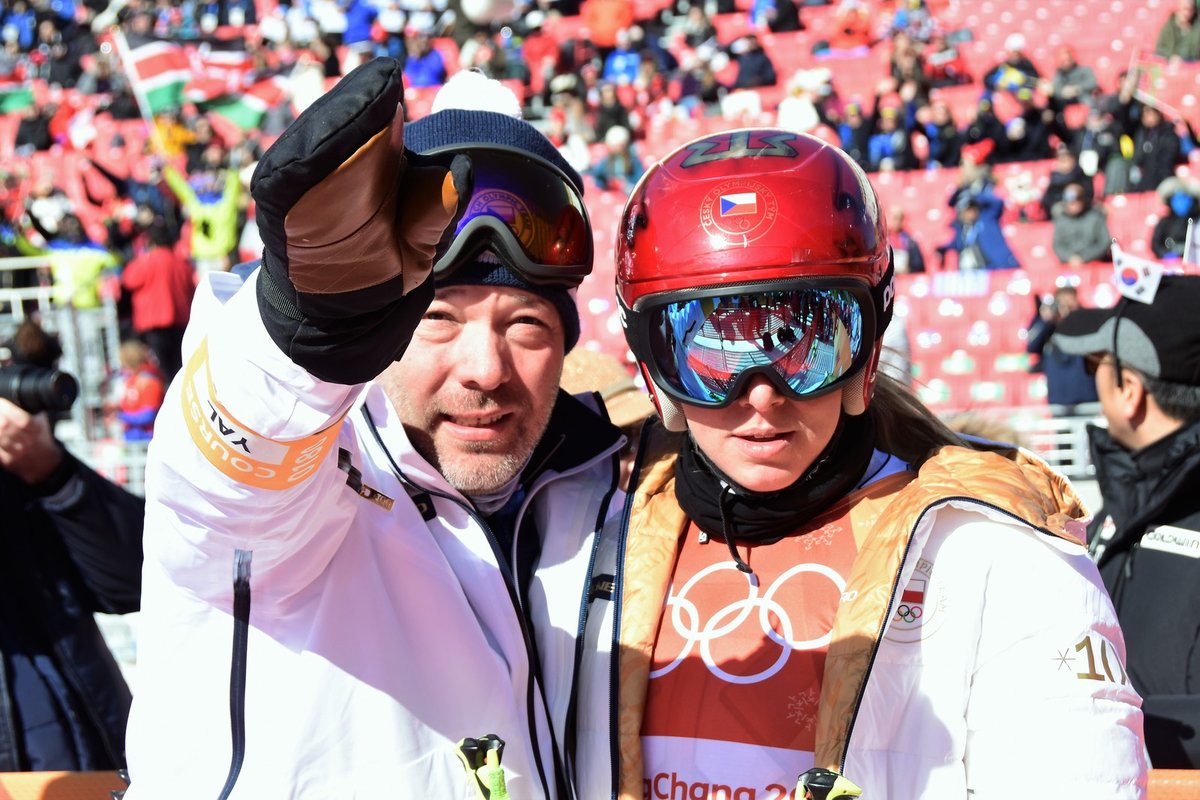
left=124, top=60, right=623, bottom=799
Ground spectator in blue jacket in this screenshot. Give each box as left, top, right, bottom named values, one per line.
left=1025, top=286, right=1099, bottom=413
left=342, top=0, right=380, bottom=69
left=936, top=192, right=1019, bottom=270
left=402, top=24, right=447, bottom=87
left=588, top=124, right=644, bottom=194
left=602, top=27, right=641, bottom=85
left=1, top=1, right=37, bottom=50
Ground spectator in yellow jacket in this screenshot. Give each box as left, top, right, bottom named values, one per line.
left=15, top=213, right=119, bottom=309
left=163, top=142, right=243, bottom=276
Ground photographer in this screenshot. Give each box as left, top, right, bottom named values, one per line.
left=1025, top=285, right=1099, bottom=415
left=0, top=320, right=144, bottom=771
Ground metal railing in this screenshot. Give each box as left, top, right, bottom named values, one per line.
left=0, top=255, right=124, bottom=442
left=59, top=407, right=1104, bottom=501
left=68, top=438, right=150, bottom=497
left=942, top=403, right=1103, bottom=480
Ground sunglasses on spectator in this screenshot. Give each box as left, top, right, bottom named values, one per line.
left=1083, top=353, right=1117, bottom=376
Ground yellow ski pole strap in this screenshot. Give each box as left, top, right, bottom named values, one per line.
left=456, top=735, right=511, bottom=800
left=796, top=767, right=863, bottom=800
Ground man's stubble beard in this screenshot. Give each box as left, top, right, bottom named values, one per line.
left=390, top=383, right=559, bottom=495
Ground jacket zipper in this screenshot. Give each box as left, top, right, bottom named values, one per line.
left=364, top=405, right=618, bottom=800
left=217, top=549, right=253, bottom=800
left=607, top=493, right=635, bottom=800
left=563, top=451, right=621, bottom=796
left=605, top=424, right=652, bottom=799
left=476, top=498, right=560, bottom=800
left=1124, top=541, right=1140, bottom=581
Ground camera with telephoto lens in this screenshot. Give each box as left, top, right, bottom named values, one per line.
left=0, top=365, right=79, bottom=414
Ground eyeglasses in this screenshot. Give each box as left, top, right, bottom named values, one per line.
left=1082, top=353, right=1116, bottom=376
left=425, top=144, right=593, bottom=288
left=624, top=280, right=875, bottom=408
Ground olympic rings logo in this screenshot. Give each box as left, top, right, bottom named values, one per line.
left=895, top=604, right=923, bottom=623
left=650, top=561, right=847, bottom=684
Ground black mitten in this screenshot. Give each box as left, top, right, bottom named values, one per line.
left=251, top=57, right=470, bottom=384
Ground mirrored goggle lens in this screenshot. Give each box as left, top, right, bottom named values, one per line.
left=646, top=289, right=866, bottom=405
left=434, top=148, right=591, bottom=283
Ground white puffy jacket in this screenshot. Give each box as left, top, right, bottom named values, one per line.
left=124, top=271, right=623, bottom=799
left=575, top=431, right=1148, bottom=800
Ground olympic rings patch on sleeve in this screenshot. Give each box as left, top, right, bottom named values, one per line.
left=181, top=338, right=341, bottom=490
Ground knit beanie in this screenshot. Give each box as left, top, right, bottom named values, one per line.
left=405, top=97, right=585, bottom=352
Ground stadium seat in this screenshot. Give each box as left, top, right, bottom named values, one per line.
left=711, top=12, right=751, bottom=44
left=541, top=13, right=589, bottom=45
left=430, top=37, right=462, bottom=76
left=1105, top=192, right=1161, bottom=256
left=1003, top=220, right=1055, bottom=270
left=403, top=85, right=440, bottom=120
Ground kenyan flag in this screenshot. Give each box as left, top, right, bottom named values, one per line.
left=0, top=82, right=35, bottom=114
left=124, top=32, right=192, bottom=114
left=202, top=77, right=289, bottom=131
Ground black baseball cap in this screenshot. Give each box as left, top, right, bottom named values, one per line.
left=1052, top=275, right=1200, bottom=385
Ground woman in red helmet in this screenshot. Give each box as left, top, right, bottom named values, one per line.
left=573, top=129, right=1147, bottom=799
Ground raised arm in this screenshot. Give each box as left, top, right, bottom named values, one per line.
left=145, top=58, right=468, bottom=590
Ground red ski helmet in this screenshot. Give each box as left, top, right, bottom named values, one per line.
left=616, top=129, right=895, bottom=431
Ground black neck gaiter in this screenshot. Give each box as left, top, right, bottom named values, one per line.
left=674, top=411, right=877, bottom=572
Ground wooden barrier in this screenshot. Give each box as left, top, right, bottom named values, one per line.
left=1150, top=769, right=1200, bottom=800
left=0, top=772, right=124, bottom=800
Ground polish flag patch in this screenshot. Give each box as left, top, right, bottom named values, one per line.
left=719, top=192, right=758, bottom=217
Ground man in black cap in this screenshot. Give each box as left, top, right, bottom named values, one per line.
left=1053, top=274, right=1200, bottom=769
left=124, top=61, right=624, bottom=798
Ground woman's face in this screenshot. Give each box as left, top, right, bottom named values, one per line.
left=682, top=377, right=844, bottom=493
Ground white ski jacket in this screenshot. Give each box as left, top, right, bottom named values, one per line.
left=124, top=270, right=623, bottom=799
left=574, top=431, right=1148, bottom=800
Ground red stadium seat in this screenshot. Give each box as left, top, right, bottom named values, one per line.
left=0, top=113, right=19, bottom=162
left=430, top=37, right=461, bottom=76
left=541, top=13, right=589, bottom=45
left=711, top=12, right=751, bottom=44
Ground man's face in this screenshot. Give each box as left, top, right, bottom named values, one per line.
left=408, top=33, right=430, bottom=54
left=1089, top=354, right=1136, bottom=449
left=378, top=284, right=565, bottom=494
left=1055, top=289, right=1080, bottom=315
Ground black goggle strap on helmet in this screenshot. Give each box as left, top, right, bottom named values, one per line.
left=424, top=143, right=593, bottom=289
left=839, top=250, right=896, bottom=416
left=841, top=252, right=895, bottom=416
left=871, top=250, right=897, bottom=347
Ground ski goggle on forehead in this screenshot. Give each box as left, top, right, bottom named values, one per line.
left=425, top=144, right=593, bottom=288
left=625, top=280, right=878, bottom=408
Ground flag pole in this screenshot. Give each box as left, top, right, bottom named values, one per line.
left=110, top=26, right=165, bottom=154
left=1185, top=218, right=1197, bottom=268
